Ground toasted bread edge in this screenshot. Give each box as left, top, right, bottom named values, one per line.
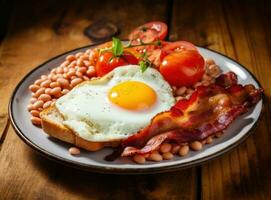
left=40, top=106, right=106, bottom=151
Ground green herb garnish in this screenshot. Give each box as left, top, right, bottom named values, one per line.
left=112, top=37, right=123, bottom=57
left=139, top=51, right=152, bottom=73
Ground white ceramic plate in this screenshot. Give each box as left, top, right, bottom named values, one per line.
left=9, top=44, right=263, bottom=174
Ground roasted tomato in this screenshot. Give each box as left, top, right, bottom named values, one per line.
left=163, top=41, right=198, bottom=54
left=128, top=21, right=168, bottom=43
left=96, top=51, right=138, bottom=76
left=148, top=49, right=167, bottom=67
left=160, top=50, right=205, bottom=86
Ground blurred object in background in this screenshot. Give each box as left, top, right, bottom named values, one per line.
left=84, top=19, right=119, bottom=42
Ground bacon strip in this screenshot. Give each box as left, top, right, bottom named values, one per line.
left=121, top=72, right=263, bottom=157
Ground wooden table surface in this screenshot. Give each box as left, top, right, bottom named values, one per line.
left=0, top=0, right=270, bottom=199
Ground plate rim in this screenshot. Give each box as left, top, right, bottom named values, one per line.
left=8, top=43, right=264, bottom=174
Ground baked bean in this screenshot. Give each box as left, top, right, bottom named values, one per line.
left=144, top=153, right=150, bottom=158
left=70, top=78, right=83, bottom=87
left=171, top=145, right=180, bottom=154
left=85, top=49, right=91, bottom=54
left=56, top=73, right=63, bottom=78
left=76, top=58, right=84, bottom=66
left=29, top=84, right=39, bottom=92
left=193, top=82, right=202, bottom=88
left=67, top=68, right=76, bottom=78
left=75, top=71, right=83, bottom=77
left=30, top=97, right=38, bottom=104
left=54, top=92, right=62, bottom=98
left=45, top=88, right=52, bottom=95
left=207, top=64, right=221, bottom=77
left=57, top=78, right=69, bottom=88
left=190, top=141, right=202, bottom=151
left=50, top=74, right=57, bottom=81
left=41, top=75, right=47, bottom=80
left=206, top=136, right=213, bottom=144
left=50, top=87, right=62, bottom=95
left=51, top=101, right=55, bottom=106
left=33, top=100, right=44, bottom=109
left=69, top=147, right=80, bottom=155
left=201, top=140, right=206, bottom=145
left=81, top=54, right=89, bottom=60
left=205, top=58, right=215, bottom=66
left=60, top=60, right=70, bottom=67
left=43, top=101, right=52, bottom=109
left=56, top=67, right=64, bottom=74
left=63, top=73, right=68, bottom=79
left=27, top=104, right=34, bottom=111
left=75, top=52, right=83, bottom=58
left=34, top=87, right=46, bottom=97
left=30, top=110, right=40, bottom=117
left=63, top=67, right=69, bottom=73
left=176, top=96, right=184, bottom=101
left=38, top=94, right=51, bottom=102
left=66, top=55, right=76, bottom=62
left=40, top=79, right=52, bottom=88
left=50, top=81, right=60, bottom=88
left=133, top=154, right=146, bottom=164
left=215, top=132, right=223, bottom=138
left=51, top=68, right=57, bottom=74
left=31, top=116, right=41, bottom=126
left=68, top=60, right=77, bottom=68
left=160, top=143, right=172, bottom=153
left=34, top=79, right=43, bottom=86
left=176, top=86, right=187, bottom=96
left=62, top=89, right=70, bottom=95
left=83, top=60, right=90, bottom=67
left=82, top=76, right=90, bottom=81
left=78, top=67, right=87, bottom=74
left=162, top=152, right=174, bottom=160
left=47, top=74, right=53, bottom=80
left=149, top=152, right=163, bottom=161
left=179, top=145, right=189, bottom=156
left=70, top=76, right=77, bottom=80
left=86, top=67, right=96, bottom=77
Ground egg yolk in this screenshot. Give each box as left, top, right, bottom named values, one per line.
left=108, top=81, right=157, bottom=111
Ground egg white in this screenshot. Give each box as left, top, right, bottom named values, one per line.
left=55, top=65, right=175, bottom=142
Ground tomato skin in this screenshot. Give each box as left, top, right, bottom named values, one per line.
left=163, top=41, right=198, bottom=54
left=96, top=52, right=138, bottom=76
left=128, top=21, right=168, bottom=43
left=160, top=50, right=205, bottom=86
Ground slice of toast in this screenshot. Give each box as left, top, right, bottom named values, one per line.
left=40, top=105, right=112, bottom=151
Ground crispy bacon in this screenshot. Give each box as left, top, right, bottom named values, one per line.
left=215, top=71, right=237, bottom=88
left=121, top=72, right=263, bottom=157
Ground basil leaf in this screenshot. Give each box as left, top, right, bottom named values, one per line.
left=139, top=60, right=151, bottom=73
left=112, top=37, right=123, bottom=57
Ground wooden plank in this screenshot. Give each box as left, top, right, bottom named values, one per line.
left=170, top=1, right=236, bottom=199
left=171, top=0, right=271, bottom=199
left=0, top=0, right=197, bottom=199
left=202, top=0, right=271, bottom=198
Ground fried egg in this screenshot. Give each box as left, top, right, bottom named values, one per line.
left=55, top=65, right=175, bottom=142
